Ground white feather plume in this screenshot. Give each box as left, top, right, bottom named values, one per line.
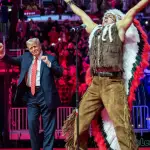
left=101, top=109, right=121, bottom=150
left=123, top=24, right=140, bottom=94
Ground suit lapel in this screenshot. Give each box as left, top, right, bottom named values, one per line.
left=26, top=58, right=32, bottom=70
left=24, top=57, right=32, bottom=80
left=40, top=60, right=45, bottom=79
left=40, top=52, right=47, bottom=79
left=18, top=53, right=32, bottom=85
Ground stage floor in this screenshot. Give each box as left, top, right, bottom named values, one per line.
left=0, top=148, right=150, bottom=150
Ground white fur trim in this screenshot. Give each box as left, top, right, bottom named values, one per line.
left=89, top=25, right=102, bottom=48
left=101, top=109, right=121, bottom=150
left=108, top=24, right=114, bottom=42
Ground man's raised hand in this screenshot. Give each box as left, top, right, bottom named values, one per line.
left=41, top=56, right=51, bottom=68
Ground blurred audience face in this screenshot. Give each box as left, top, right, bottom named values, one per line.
left=52, top=26, right=56, bottom=32
left=82, top=61, right=89, bottom=70
left=63, top=69, right=68, bottom=76
left=34, top=31, right=39, bottom=36
left=107, top=0, right=116, bottom=8
left=43, top=40, right=49, bottom=46
left=69, top=66, right=76, bottom=76
left=78, top=40, right=83, bottom=49
left=68, top=42, right=74, bottom=49
left=63, top=45, right=68, bottom=50
left=64, top=50, right=69, bottom=57
left=67, top=43, right=75, bottom=54
left=61, top=49, right=69, bottom=57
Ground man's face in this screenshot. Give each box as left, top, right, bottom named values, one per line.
left=102, top=13, right=116, bottom=26
left=28, top=42, right=41, bottom=57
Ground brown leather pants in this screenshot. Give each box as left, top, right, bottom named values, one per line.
left=74, top=76, right=138, bottom=150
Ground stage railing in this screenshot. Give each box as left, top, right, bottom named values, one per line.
left=8, top=49, right=25, bottom=57
left=8, top=106, right=150, bottom=140
left=55, top=107, right=74, bottom=139
left=132, top=105, right=150, bottom=135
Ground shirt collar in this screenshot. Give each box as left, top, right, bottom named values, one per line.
left=33, top=51, right=43, bottom=60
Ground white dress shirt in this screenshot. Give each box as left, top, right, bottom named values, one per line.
left=26, top=51, right=43, bottom=87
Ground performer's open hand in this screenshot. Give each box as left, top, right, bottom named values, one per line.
left=0, top=43, right=4, bottom=56
left=41, top=56, right=51, bottom=67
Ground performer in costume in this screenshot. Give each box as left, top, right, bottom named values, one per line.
left=89, top=11, right=150, bottom=150
left=62, top=0, right=150, bottom=150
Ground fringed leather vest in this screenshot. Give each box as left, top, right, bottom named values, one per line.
left=89, top=24, right=123, bottom=73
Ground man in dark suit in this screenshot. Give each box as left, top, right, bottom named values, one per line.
left=0, top=38, right=63, bottom=150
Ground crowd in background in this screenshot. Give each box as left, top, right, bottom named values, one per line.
left=9, top=18, right=92, bottom=106
left=1, top=0, right=150, bottom=106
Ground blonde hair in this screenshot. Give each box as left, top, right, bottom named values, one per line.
left=26, top=38, right=40, bottom=48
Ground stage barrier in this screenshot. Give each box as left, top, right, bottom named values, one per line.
left=8, top=106, right=150, bottom=140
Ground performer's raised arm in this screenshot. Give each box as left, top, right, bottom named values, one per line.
left=64, top=0, right=98, bottom=33
left=117, top=0, right=150, bottom=32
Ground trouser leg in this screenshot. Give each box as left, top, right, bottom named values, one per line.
left=101, top=78, right=138, bottom=150
left=40, top=102, right=56, bottom=150
left=27, top=104, right=40, bottom=150
left=74, top=77, right=103, bottom=150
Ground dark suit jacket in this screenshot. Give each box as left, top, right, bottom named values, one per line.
left=3, top=52, right=63, bottom=109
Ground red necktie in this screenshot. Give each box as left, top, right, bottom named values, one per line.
left=31, top=57, right=38, bottom=95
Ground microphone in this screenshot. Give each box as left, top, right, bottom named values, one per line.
left=70, top=24, right=86, bottom=32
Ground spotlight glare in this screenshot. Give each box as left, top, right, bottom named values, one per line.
left=145, top=20, right=148, bottom=25
left=8, top=8, right=12, bottom=12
